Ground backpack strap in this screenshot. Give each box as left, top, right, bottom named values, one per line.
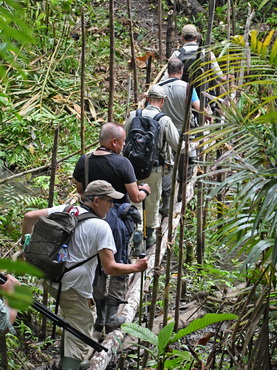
left=178, top=44, right=198, bottom=55
left=158, top=78, right=179, bottom=86
left=153, top=112, right=165, bottom=121
left=84, top=152, right=92, bottom=188
left=136, top=109, right=143, bottom=117
left=62, top=205, right=99, bottom=274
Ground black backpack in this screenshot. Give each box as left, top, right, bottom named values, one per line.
left=24, top=205, right=98, bottom=283
left=177, top=45, right=199, bottom=82
left=123, top=109, right=165, bottom=180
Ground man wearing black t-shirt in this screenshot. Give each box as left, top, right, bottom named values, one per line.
left=73, top=122, right=150, bottom=335
left=73, top=122, right=150, bottom=204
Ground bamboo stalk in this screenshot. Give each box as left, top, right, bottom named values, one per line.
left=108, top=0, right=115, bottom=121
left=158, top=0, right=163, bottom=64
left=80, top=9, right=86, bottom=154
left=142, top=226, right=163, bottom=367
left=173, top=84, right=193, bottom=332
left=127, top=0, right=138, bottom=103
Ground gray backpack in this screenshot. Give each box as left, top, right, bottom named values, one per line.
left=24, top=205, right=98, bottom=282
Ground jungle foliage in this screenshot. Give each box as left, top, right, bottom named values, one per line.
left=0, top=0, right=276, bottom=369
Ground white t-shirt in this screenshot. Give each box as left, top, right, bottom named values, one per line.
left=47, top=205, right=116, bottom=298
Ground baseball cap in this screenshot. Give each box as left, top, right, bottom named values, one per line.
left=182, top=24, right=198, bottom=37
left=84, top=180, right=124, bottom=199
left=147, top=85, right=167, bottom=99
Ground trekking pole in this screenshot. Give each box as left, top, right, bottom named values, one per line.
left=0, top=273, right=107, bottom=352
left=137, top=198, right=147, bottom=369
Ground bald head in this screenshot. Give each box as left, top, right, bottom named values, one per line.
left=99, top=122, right=126, bottom=154
left=168, top=58, right=184, bottom=76
left=99, top=122, right=125, bottom=144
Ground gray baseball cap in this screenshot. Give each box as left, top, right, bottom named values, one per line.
left=147, top=85, right=167, bottom=99
left=85, top=180, right=124, bottom=199
left=182, top=24, right=198, bottom=37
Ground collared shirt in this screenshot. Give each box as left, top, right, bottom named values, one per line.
left=162, top=42, right=223, bottom=81
left=158, top=78, right=199, bottom=131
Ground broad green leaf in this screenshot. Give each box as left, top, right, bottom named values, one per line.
left=4, top=285, right=33, bottom=311
left=171, top=313, right=238, bottom=343
left=158, top=321, right=175, bottom=356
left=121, top=323, right=158, bottom=346
left=0, top=259, right=44, bottom=278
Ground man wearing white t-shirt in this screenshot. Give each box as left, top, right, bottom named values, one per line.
left=22, top=180, right=147, bottom=370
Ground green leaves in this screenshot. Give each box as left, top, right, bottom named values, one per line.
left=122, top=314, right=238, bottom=368
left=171, top=313, right=238, bottom=343
left=0, top=259, right=44, bottom=279
left=121, top=322, right=158, bottom=346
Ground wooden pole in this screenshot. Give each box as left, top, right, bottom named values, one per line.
left=142, top=226, right=163, bottom=367
left=80, top=9, right=86, bottom=154
left=126, top=0, right=138, bottom=103
left=158, top=0, right=163, bottom=64
left=108, top=0, right=115, bottom=121
left=173, top=85, right=193, bottom=332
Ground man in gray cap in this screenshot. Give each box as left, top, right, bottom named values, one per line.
left=125, top=85, right=185, bottom=252
left=22, top=180, right=148, bottom=370
left=162, top=23, right=223, bottom=83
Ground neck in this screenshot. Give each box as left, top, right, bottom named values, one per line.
left=96, top=145, right=114, bottom=154
left=168, top=74, right=181, bottom=79
left=82, top=203, right=97, bottom=215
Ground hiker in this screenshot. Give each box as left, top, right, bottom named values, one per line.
left=73, top=122, right=150, bottom=204
left=124, top=85, right=191, bottom=253
left=93, top=202, right=141, bottom=335
left=73, top=122, right=150, bottom=332
left=158, top=58, right=211, bottom=212
left=22, top=180, right=148, bottom=370
left=0, top=274, right=19, bottom=336
left=162, top=23, right=224, bottom=84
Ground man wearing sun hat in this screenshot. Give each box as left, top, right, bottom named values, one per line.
left=125, top=85, right=185, bottom=252
left=22, top=179, right=148, bottom=370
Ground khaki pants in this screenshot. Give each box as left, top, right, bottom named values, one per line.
left=48, top=284, right=94, bottom=361
left=136, top=168, right=163, bottom=230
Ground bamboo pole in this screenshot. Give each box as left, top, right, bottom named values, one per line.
left=158, top=0, right=163, bottom=64
left=108, top=0, right=115, bottom=121
left=126, top=0, right=138, bottom=103
left=40, top=125, right=60, bottom=340
left=166, top=10, right=174, bottom=59
left=173, top=84, right=194, bottom=332
left=142, top=226, right=163, bottom=367
left=80, top=9, right=86, bottom=155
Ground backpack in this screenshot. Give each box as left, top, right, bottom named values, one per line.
left=24, top=205, right=98, bottom=283
left=123, top=109, right=165, bottom=180
left=177, top=45, right=199, bottom=82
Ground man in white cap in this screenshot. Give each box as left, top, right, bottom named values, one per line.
left=125, top=85, right=186, bottom=252
left=163, top=23, right=224, bottom=83
left=22, top=180, right=148, bottom=370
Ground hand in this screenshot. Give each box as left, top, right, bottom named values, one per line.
left=139, top=183, right=151, bottom=196
left=135, top=257, right=148, bottom=272
left=1, top=275, right=20, bottom=293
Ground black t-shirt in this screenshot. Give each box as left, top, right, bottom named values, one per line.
left=73, top=153, right=137, bottom=204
